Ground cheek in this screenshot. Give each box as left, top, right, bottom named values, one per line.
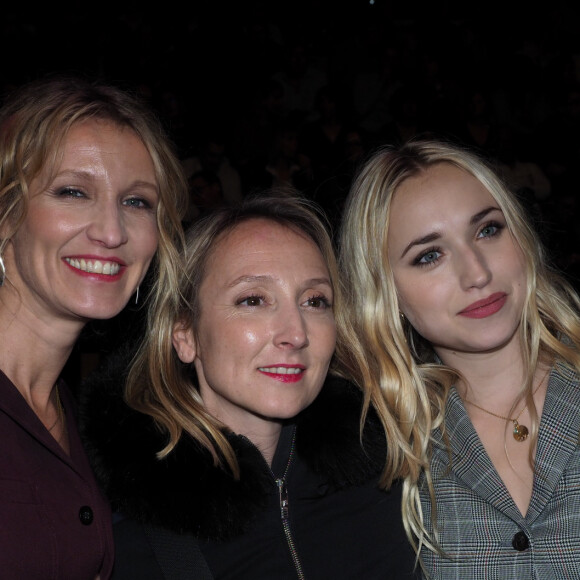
left=396, top=278, right=444, bottom=334
left=241, top=328, right=261, bottom=347
left=395, top=275, right=424, bottom=317
left=136, top=222, right=160, bottom=264
left=17, top=209, right=69, bottom=246
left=311, top=319, right=337, bottom=364
left=198, top=323, right=260, bottom=366
left=509, top=248, right=527, bottom=284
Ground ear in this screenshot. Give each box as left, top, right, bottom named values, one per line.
left=172, top=321, right=197, bottom=363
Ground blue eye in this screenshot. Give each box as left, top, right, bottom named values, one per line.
left=58, top=187, right=85, bottom=198
left=415, top=249, right=442, bottom=266
left=478, top=222, right=503, bottom=238
left=123, top=197, right=152, bottom=209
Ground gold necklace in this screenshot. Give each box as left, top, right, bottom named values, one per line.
left=465, top=382, right=542, bottom=443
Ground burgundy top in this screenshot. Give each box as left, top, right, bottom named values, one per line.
left=0, top=369, right=114, bottom=579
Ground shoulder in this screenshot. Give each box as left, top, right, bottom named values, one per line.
left=296, top=374, right=387, bottom=487
left=78, top=345, right=272, bottom=540
left=551, top=361, right=580, bottom=389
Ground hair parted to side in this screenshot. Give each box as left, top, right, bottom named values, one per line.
left=0, top=74, right=188, bottom=306
left=337, top=138, right=580, bottom=557
left=125, top=190, right=341, bottom=477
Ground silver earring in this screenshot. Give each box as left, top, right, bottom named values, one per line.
left=0, top=254, right=5, bottom=287
left=135, top=285, right=140, bottom=305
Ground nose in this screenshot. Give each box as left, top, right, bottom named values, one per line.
left=86, top=201, right=128, bottom=248
left=273, top=304, right=309, bottom=350
left=457, top=245, right=492, bottom=290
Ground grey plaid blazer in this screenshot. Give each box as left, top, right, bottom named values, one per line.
left=420, top=363, right=580, bottom=579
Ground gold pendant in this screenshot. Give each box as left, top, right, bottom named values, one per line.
left=513, top=420, right=529, bottom=442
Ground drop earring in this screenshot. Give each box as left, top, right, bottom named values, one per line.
left=135, top=285, right=140, bottom=305
left=0, top=254, right=5, bottom=287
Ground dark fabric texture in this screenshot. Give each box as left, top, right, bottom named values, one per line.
left=80, top=346, right=418, bottom=579
left=144, top=523, right=213, bottom=580
left=0, top=370, right=114, bottom=580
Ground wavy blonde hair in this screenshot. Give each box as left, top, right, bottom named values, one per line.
left=126, top=191, right=341, bottom=477
left=0, top=75, right=187, bottom=309
left=337, top=138, right=580, bottom=557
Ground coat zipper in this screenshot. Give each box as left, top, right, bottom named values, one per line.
left=273, top=428, right=306, bottom=579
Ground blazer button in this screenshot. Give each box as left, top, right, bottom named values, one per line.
left=512, top=531, right=529, bottom=551
left=79, top=506, right=94, bottom=525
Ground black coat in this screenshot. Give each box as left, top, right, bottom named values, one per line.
left=80, top=353, right=418, bottom=579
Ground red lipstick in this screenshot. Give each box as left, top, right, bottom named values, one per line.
left=63, top=255, right=125, bottom=282
left=258, top=365, right=305, bottom=383
left=459, top=292, right=507, bottom=319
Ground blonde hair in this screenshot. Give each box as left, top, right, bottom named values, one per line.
left=126, top=191, right=341, bottom=477
left=337, top=138, right=580, bottom=555
left=0, top=75, right=187, bottom=311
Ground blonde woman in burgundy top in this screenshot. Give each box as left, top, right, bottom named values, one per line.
left=0, top=75, right=187, bottom=579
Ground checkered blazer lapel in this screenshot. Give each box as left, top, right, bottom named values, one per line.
left=529, top=363, right=580, bottom=522
left=433, top=364, right=580, bottom=524
left=435, top=386, right=522, bottom=522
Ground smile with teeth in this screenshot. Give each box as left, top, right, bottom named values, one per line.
left=258, top=366, right=303, bottom=375
left=65, top=258, right=121, bottom=275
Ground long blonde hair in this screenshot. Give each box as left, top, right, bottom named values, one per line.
left=126, top=191, right=342, bottom=477
left=337, top=138, right=580, bottom=554
left=0, top=75, right=187, bottom=309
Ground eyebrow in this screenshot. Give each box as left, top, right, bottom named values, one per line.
left=469, top=206, right=499, bottom=225
left=399, top=205, right=501, bottom=259
left=228, top=275, right=333, bottom=288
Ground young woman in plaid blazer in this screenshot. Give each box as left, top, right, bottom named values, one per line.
left=337, top=138, right=580, bottom=579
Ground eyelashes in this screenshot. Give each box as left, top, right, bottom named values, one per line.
left=413, top=247, right=442, bottom=267
left=303, top=294, right=332, bottom=309
left=411, top=220, right=505, bottom=268
left=236, top=292, right=332, bottom=309
left=56, top=186, right=84, bottom=198
left=477, top=221, right=503, bottom=239
left=123, top=197, right=155, bottom=210
left=237, top=294, right=266, bottom=307
left=54, top=187, right=155, bottom=210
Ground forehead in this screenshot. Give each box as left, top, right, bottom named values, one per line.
left=63, top=119, right=142, bottom=150
left=39, top=119, right=146, bottom=174
left=204, top=218, right=329, bottom=281
left=27, top=119, right=158, bottom=210
left=391, top=163, right=496, bottom=220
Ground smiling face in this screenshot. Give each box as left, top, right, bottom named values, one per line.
left=387, top=163, right=527, bottom=364
left=173, top=218, right=336, bottom=438
left=2, top=119, right=159, bottom=325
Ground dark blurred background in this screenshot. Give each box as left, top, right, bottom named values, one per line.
left=3, top=0, right=579, bottom=378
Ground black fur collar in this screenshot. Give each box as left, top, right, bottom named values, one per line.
left=79, top=349, right=386, bottom=541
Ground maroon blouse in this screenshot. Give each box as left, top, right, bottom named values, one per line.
left=0, top=370, right=114, bottom=579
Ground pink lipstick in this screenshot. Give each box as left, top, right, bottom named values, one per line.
left=459, top=292, right=507, bottom=319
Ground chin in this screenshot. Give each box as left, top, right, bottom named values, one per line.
left=74, top=302, right=129, bottom=321
left=259, top=400, right=311, bottom=421
left=261, top=409, right=302, bottom=422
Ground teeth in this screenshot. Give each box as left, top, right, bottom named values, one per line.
left=259, top=367, right=303, bottom=375
left=65, top=258, right=120, bottom=276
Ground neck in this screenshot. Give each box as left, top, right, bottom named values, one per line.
left=0, top=296, right=83, bottom=408
left=435, top=339, right=527, bottom=406
left=246, top=428, right=281, bottom=466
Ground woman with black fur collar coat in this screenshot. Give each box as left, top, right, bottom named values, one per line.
left=80, top=194, right=418, bottom=579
